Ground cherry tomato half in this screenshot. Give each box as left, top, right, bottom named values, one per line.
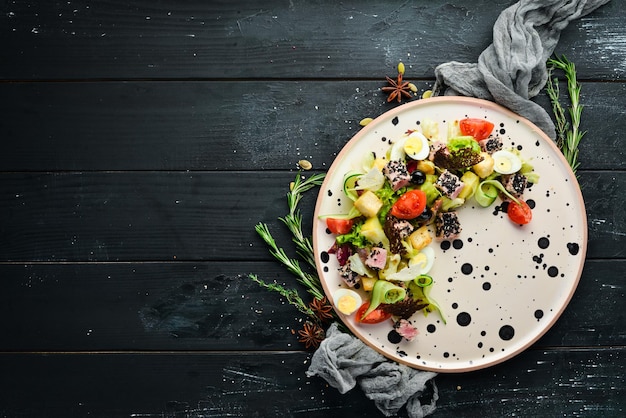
left=326, top=217, right=354, bottom=235
left=390, top=189, right=427, bottom=219
left=355, top=302, right=392, bottom=324
left=459, top=118, right=495, bottom=140
left=507, top=200, right=532, bottom=225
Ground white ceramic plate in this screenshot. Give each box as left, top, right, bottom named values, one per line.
left=312, top=97, right=587, bottom=372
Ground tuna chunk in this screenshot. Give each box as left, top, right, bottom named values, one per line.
left=384, top=215, right=415, bottom=255
left=479, top=135, right=503, bottom=154
left=502, top=172, right=527, bottom=199
left=435, top=211, right=462, bottom=240
left=394, top=319, right=419, bottom=342
left=429, top=141, right=448, bottom=161
left=338, top=262, right=360, bottom=287
left=383, top=160, right=411, bottom=191
left=365, top=247, right=387, bottom=270
left=435, top=170, right=464, bottom=199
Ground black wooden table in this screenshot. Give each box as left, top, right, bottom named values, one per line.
left=1, top=1, right=624, bottom=416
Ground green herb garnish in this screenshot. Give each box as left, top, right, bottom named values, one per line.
left=249, top=274, right=315, bottom=317
left=255, top=216, right=324, bottom=301
left=546, top=55, right=585, bottom=173
left=280, top=172, right=326, bottom=269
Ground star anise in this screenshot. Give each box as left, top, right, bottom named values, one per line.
left=381, top=73, right=412, bottom=103
left=297, top=321, right=325, bottom=349
left=309, top=296, right=334, bottom=320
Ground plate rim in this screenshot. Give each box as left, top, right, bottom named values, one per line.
left=312, top=96, right=588, bottom=373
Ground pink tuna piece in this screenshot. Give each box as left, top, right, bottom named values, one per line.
left=365, top=247, right=387, bottom=270
left=435, top=211, right=462, bottom=240
left=478, top=135, right=503, bottom=154
left=429, top=141, right=448, bottom=161
left=338, top=262, right=359, bottom=287
left=394, top=319, right=419, bottom=341
left=435, top=170, right=464, bottom=199
left=383, top=160, right=411, bottom=191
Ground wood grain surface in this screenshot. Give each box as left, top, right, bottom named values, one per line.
left=0, top=0, right=624, bottom=417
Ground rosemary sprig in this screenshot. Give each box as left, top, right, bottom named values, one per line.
left=546, top=55, right=585, bottom=173
left=280, top=172, right=326, bottom=269
left=248, top=274, right=315, bottom=317
left=255, top=221, right=325, bottom=300
left=545, top=68, right=568, bottom=150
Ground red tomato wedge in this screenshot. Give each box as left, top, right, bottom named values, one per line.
left=355, top=302, right=392, bottom=324
left=459, top=118, right=495, bottom=140
left=507, top=200, right=532, bottom=225
left=326, top=217, right=354, bottom=235
left=390, top=189, right=427, bottom=219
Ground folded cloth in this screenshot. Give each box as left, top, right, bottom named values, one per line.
left=360, top=362, right=438, bottom=418
left=306, top=323, right=438, bottom=417
left=433, top=0, right=611, bottom=140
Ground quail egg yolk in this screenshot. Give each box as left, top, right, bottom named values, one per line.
left=404, top=132, right=430, bottom=160
left=333, top=288, right=362, bottom=315
left=337, top=295, right=358, bottom=315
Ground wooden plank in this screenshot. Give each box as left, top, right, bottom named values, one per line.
left=0, top=81, right=624, bottom=171
left=0, top=259, right=621, bottom=352
left=0, top=261, right=307, bottom=351
left=0, top=171, right=623, bottom=262
left=0, top=0, right=622, bottom=81
left=0, top=348, right=622, bottom=417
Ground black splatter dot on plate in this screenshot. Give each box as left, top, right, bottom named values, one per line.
left=456, top=312, right=471, bottom=326
left=440, top=241, right=451, bottom=251
left=482, top=282, right=491, bottom=291
left=534, top=309, right=544, bottom=321
left=388, top=330, right=402, bottom=344
left=461, top=263, right=473, bottom=275
left=498, top=325, right=515, bottom=341
left=320, top=252, right=329, bottom=263
left=547, top=266, right=559, bottom=277
left=392, top=116, right=399, bottom=126
left=567, top=242, right=580, bottom=255
left=453, top=239, right=463, bottom=249
left=538, top=237, right=550, bottom=249
left=427, top=324, right=436, bottom=333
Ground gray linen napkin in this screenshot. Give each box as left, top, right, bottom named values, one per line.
left=307, top=1, right=610, bottom=416
left=433, top=0, right=610, bottom=140
left=306, top=323, right=438, bottom=418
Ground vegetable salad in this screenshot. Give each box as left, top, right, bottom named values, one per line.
left=322, top=117, right=539, bottom=342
